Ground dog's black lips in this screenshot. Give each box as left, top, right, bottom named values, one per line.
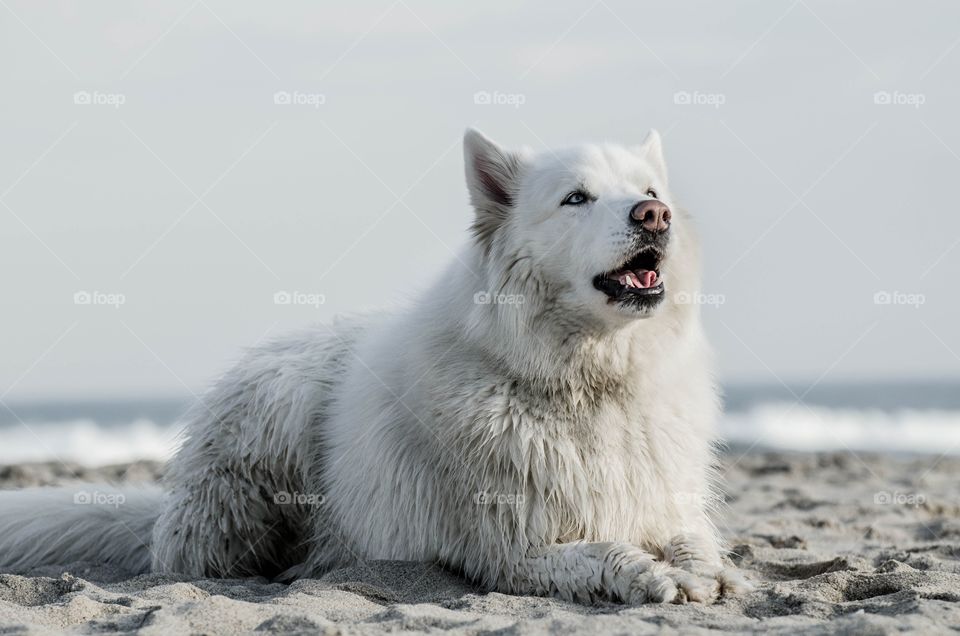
left=593, top=246, right=665, bottom=309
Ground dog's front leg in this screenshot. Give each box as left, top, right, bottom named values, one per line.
left=510, top=541, right=719, bottom=604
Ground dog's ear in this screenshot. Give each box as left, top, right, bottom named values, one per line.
left=463, top=128, right=524, bottom=249
left=636, top=129, right=667, bottom=179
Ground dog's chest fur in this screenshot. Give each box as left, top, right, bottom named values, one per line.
left=437, top=362, right=715, bottom=552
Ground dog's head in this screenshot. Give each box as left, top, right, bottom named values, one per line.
left=464, top=129, right=700, bottom=327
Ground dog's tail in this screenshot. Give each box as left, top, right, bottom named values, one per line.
left=0, top=485, right=161, bottom=574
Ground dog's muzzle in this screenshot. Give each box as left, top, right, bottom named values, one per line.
left=593, top=199, right=672, bottom=311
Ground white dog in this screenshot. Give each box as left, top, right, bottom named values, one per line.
left=0, top=129, right=748, bottom=604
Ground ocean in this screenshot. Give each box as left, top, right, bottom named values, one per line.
left=1, top=380, right=958, bottom=466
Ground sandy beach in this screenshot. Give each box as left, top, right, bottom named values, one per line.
left=1, top=450, right=958, bottom=634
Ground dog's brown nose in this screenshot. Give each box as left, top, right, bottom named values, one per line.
left=630, top=199, right=671, bottom=233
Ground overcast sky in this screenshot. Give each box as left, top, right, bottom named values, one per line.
left=1, top=0, right=958, bottom=401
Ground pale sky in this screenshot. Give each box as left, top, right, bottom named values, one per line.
left=1, top=0, right=958, bottom=401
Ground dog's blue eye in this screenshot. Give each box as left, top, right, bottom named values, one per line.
left=562, top=191, right=590, bottom=206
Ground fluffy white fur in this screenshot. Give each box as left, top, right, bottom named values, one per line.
left=0, top=129, right=748, bottom=604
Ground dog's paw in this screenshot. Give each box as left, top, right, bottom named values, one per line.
left=627, top=564, right=720, bottom=604
left=670, top=561, right=753, bottom=599
left=716, top=567, right=753, bottom=597
left=664, top=534, right=752, bottom=599
left=673, top=562, right=752, bottom=599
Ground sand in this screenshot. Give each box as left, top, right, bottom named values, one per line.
left=1, top=450, right=959, bottom=634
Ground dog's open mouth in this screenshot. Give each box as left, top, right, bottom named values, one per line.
left=593, top=247, right=665, bottom=308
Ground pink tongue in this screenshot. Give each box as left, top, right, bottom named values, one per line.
left=638, top=270, right=658, bottom=288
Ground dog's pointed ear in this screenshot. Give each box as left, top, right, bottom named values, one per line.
left=636, top=129, right=667, bottom=178
left=463, top=128, right=524, bottom=248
